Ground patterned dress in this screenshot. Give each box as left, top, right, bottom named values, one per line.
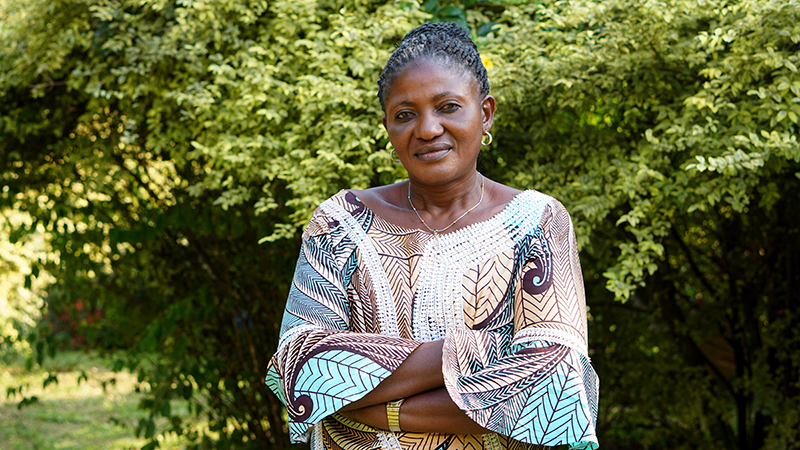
left=265, top=189, right=599, bottom=450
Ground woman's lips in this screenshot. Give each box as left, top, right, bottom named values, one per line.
left=415, top=146, right=451, bottom=162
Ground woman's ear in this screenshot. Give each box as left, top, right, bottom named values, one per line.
left=481, top=95, right=496, bottom=132
left=382, top=115, right=388, bottom=130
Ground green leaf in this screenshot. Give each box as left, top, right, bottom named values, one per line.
left=17, top=396, right=39, bottom=409
left=438, top=5, right=465, bottom=18
left=477, top=21, right=498, bottom=37
left=423, top=0, right=439, bottom=13
left=42, top=373, right=58, bottom=389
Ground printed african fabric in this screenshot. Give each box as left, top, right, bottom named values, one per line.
left=265, top=189, right=599, bottom=450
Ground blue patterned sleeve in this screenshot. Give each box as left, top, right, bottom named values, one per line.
left=265, top=212, right=419, bottom=443
left=441, top=200, right=599, bottom=449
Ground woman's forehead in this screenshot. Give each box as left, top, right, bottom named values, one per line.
left=385, top=58, right=480, bottom=104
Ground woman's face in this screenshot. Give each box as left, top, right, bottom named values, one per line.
left=382, top=58, right=495, bottom=188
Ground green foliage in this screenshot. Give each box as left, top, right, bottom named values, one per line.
left=1, top=0, right=425, bottom=448
left=0, top=209, right=52, bottom=359
left=478, top=0, right=800, bottom=448
left=1, top=0, right=799, bottom=449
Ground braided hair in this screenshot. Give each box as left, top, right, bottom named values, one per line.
left=377, top=22, right=490, bottom=111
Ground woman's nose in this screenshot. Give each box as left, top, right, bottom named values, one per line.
left=415, top=112, right=443, bottom=140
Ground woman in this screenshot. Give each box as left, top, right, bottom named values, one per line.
left=265, top=22, right=599, bottom=450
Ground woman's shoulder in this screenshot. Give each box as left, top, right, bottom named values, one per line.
left=348, top=183, right=424, bottom=230
left=496, top=183, right=567, bottom=211
left=302, top=190, right=355, bottom=238
left=485, top=182, right=566, bottom=217
left=348, top=183, right=407, bottom=216
left=481, top=178, right=568, bottom=215
left=304, top=187, right=401, bottom=236
left=493, top=188, right=575, bottom=241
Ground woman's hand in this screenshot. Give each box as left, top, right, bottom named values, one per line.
left=401, top=388, right=490, bottom=434
left=339, top=340, right=445, bottom=412
left=338, top=403, right=388, bottom=429
left=339, top=388, right=490, bottom=435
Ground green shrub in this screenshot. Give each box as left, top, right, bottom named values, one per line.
left=2, top=0, right=798, bottom=448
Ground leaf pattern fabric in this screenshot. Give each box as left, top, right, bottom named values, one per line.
left=266, top=189, right=599, bottom=450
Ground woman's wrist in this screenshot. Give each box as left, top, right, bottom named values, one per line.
left=394, top=388, right=490, bottom=435
left=386, top=398, right=405, bottom=432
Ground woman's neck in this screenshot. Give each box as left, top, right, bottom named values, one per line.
left=407, top=171, right=484, bottom=217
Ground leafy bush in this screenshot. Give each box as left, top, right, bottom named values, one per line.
left=1, top=0, right=425, bottom=447
left=1, top=0, right=799, bottom=449
left=0, top=210, right=51, bottom=360
left=481, top=1, right=800, bottom=448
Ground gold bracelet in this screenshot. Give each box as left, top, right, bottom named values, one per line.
left=386, top=398, right=405, bottom=433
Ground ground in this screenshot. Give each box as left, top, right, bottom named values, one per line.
left=0, top=351, right=188, bottom=450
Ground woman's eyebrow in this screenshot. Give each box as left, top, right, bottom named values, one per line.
left=394, top=99, right=416, bottom=107
left=432, top=91, right=462, bottom=101
left=389, top=91, right=463, bottom=110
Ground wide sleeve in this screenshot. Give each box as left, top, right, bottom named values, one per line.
left=264, top=209, right=420, bottom=443
left=442, top=200, right=599, bottom=449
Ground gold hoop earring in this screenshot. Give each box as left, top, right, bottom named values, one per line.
left=390, top=148, right=398, bottom=162
left=481, top=131, right=493, bottom=146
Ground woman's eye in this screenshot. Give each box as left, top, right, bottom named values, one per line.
left=395, top=111, right=413, bottom=120
left=440, top=103, right=460, bottom=112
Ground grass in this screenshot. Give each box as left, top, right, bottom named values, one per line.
left=0, top=351, right=188, bottom=450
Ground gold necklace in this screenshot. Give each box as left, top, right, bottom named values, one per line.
left=407, top=174, right=485, bottom=236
